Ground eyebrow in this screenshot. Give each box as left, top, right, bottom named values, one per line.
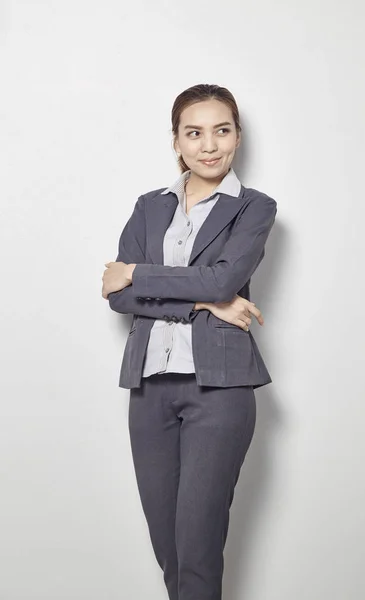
left=183, top=121, right=232, bottom=130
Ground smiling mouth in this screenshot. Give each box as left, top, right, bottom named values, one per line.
left=200, top=157, right=221, bottom=164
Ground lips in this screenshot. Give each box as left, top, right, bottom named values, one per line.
left=200, top=157, right=221, bottom=165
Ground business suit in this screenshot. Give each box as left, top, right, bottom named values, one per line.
left=108, top=175, right=277, bottom=600
left=108, top=181, right=277, bottom=389
left=128, top=372, right=256, bottom=600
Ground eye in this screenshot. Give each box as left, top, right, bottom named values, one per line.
left=187, top=128, right=231, bottom=137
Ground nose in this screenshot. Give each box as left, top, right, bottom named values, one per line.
left=200, top=134, right=218, bottom=153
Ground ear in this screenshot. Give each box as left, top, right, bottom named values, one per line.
left=235, top=131, right=241, bottom=149
left=174, top=138, right=180, bottom=154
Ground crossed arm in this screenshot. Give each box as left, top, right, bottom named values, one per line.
left=107, top=194, right=201, bottom=322
left=107, top=192, right=277, bottom=320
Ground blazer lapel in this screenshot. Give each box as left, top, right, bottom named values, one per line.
left=146, top=184, right=246, bottom=265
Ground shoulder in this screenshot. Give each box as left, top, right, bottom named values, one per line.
left=243, top=185, right=277, bottom=205
left=130, top=188, right=167, bottom=212
left=139, top=187, right=169, bottom=203
left=243, top=186, right=277, bottom=212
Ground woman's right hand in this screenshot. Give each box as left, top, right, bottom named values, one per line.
left=202, top=294, right=264, bottom=331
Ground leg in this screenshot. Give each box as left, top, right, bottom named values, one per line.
left=128, top=374, right=182, bottom=600
left=175, top=381, right=256, bottom=600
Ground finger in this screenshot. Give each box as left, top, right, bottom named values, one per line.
left=253, top=314, right=264, bottom=325
left=255, top=311, right=264, bottom=325
left=240, top=314, right=252, bottom=325
left=240, top=309, right=252, bottom=322
left=247, top=305, right=261, bottom=317
left=237, top=319, right=250, bottom=331
left=248, top=305, right=264, bottom=324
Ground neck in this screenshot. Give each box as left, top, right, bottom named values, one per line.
left=185, top=168, right=230, bottom=197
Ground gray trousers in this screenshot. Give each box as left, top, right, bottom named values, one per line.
left=128, top=372, right=256, bottom=600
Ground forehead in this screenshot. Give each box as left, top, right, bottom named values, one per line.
left=179, top=99, right=233, bottom=126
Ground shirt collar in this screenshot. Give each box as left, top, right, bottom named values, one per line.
left=161, top=167, right=242, bottom=201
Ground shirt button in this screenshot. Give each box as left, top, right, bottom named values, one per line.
left=178, top=240, right=182, bottom=245
left=187, top=221, right=190, bottom=226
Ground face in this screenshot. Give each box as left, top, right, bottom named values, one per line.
left=174, top=98, right=240, bottom=179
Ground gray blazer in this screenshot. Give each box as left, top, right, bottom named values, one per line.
left=108, top=183, right=277, bottom=390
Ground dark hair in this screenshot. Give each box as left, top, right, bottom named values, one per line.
left=171, top=84, right=242, bottom=173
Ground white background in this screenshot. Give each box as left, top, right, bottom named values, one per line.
left=1, top=1, right=364, bottom=599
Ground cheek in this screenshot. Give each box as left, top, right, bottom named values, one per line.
left=182, top=143, right=198, bottom=157
left=221, top=138, right=237, bottom=153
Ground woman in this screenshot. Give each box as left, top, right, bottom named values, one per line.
left=102, top=84, right=277, bottom=600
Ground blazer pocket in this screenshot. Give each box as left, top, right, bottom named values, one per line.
left=215, top=325, right=255, bottom=375
left=214, top=322, right=249, bottom=333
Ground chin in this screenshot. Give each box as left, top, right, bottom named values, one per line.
left=198, top=163, right=227, bottom=174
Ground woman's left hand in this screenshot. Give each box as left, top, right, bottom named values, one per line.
left=102, top=262, right=136, bottom=299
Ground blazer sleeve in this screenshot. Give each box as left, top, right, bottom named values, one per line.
left=131, top=193, right=277, bottom=303
left=107, top=194, right=199, bottom=322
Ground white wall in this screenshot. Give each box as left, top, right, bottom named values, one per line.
left=1, top=1, right=364, bottom=599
